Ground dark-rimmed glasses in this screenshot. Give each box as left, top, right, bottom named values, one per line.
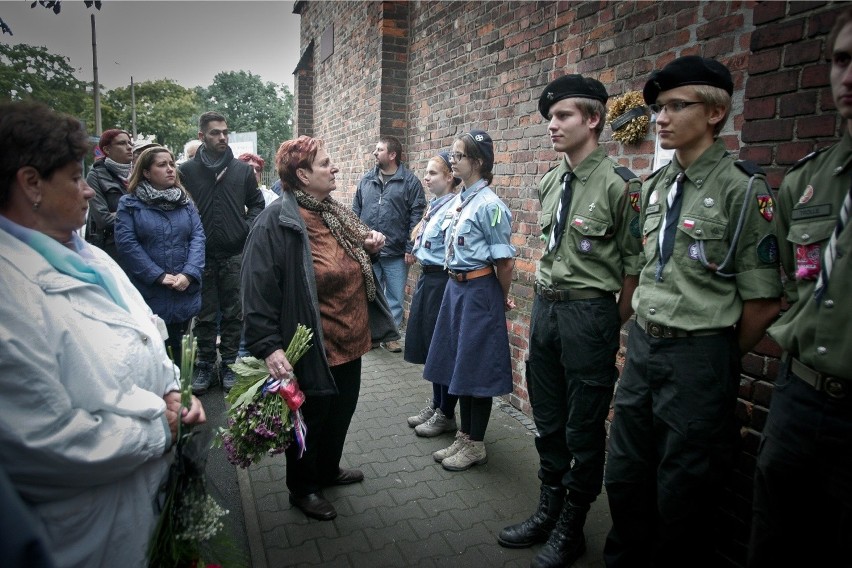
left=649, top=100, right=705, bottom=114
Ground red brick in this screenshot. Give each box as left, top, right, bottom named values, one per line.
left=697, top=14, right=744, bottom=40
left=753, top=380, right=774, bottom=407
left=779, top=91, right=817, bottom=117
left=821, top=88, right=837, bottom=111
left=753, top=1, right=786, bottom=25
left=748, top=49, right=781, bottom=75
left=742, top=353, right=765, bottom=377
left=802, top=62, right=830, bottom=88
left=791, top=1, right=826, bottom=15
left=745, top=69, right=800, bottom=97
left=704, top=36, right=735, bottom=59
left=798, top=114, right=838, bottom=138
left=750, top=20, right=804, bottom=50
left=739, top=376, right=755, bottom=399
left=739, top=145, right=773, bottom=165
left=778, top=141, right=813, bottom=164
left=784, top=39, right=823, bottom=66
left=808, top=6, right=847, bottom=37
left=744, top=98, right=777, bottom=120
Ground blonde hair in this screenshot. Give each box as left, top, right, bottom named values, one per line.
left=573, top=98, right=607, bottom=136
left=692, top=85, right=731, bottom=137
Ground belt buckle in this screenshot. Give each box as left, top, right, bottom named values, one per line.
left=824, top=377, right=847, bottom=399
left=647, top=322, right=663, bottom=338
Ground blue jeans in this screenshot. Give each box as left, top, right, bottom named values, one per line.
left=373, top=255, right=408, bottom=329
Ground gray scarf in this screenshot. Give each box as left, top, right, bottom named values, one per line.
left=104, top=158, right=131, bottom=183
left=294, top=189, right=377, bottom=302
left=197, top=144, right=233, bottom=175
left=135, top=180, right=188, bottom=211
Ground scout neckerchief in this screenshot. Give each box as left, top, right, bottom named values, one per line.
left=445, top=178, right=488, bottom=266
left=412, top=192, right=455, bottom=251
left=814, top=177, right=852, bottom=302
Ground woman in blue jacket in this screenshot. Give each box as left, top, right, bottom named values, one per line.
left=115, top=147, right=206, bottom=366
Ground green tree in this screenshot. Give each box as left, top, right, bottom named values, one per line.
left=197, top=71, right=293, bottom=166
left=104, top=79, right=202, bottom=153
left=0, top=43, right=94, bottom=127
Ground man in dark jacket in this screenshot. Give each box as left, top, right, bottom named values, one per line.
left=179, top=111, right=265, bottom=394
left=353, top=136, right=425, bottom=352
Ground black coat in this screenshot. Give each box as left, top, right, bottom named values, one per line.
left=178, top=150, right=265, bottom=259
left=85, top=160, right=126, bottom=250
left=241, top=191, right=399, bottom=396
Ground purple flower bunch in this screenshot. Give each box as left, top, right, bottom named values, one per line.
left=220, top=396, right=293, bottom=469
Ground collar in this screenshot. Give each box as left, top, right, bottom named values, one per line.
left=835, top=131, right=852, bottom=175
left=562, top=146, right=606, bottom=185
left=667, top=139, right=728, bottom=189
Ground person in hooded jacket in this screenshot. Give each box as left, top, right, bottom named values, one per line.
left=115, top=146, right=206, bottom=368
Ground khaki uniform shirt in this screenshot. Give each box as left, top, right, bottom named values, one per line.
left=537, top=148, right=642, bottom=291
left=633, top=139, right=782, bottom=330
left=768, top=132, right=852, bottom=379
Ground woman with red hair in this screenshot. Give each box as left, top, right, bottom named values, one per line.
left=241, top=136, right=399, bottom=521
left=86, top=128, right=133, bottom=259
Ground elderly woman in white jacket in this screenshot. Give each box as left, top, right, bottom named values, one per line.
left=0, top=102, right=206, bottom=567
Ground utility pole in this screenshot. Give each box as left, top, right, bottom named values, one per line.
left=131, top=76, right=137, bottom=137
left=91, top=14, right=102, bottom=135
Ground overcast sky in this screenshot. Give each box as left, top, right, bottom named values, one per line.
left=1, top=0, right=302, bottom=92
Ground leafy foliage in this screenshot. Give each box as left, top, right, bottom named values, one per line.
left=197, top=71, right=293, bottom=167
left=104, top=79, right=202, bottom=153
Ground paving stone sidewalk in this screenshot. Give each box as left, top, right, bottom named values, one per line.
left=238, top=347, right=611, bottom=567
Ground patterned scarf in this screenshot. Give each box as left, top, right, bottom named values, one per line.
left=134, top=180, right=189, bottom=211
left=104, top=158, right=131, bottom=187
left=294, top=189, right=377, bottom=301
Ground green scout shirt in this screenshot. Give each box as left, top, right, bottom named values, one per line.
left=537, top=147, right=642, bottom=292
left=632, top=139, right=782, bottom=330
left=768, top=132, right=852, bottom=379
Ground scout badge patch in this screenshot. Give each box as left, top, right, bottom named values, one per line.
left=578, top=238, right=593, bottom=253
left=756, top=194, right=774, bottom=222
left=795, top=243, right=821, bottom=279
left=688, top=242, right=700, bottom=260
left=798, top=185, right=814, bottom=205
left=757, top=234, right=779, bottom=264
left=629, top=190, right=641, bottom=212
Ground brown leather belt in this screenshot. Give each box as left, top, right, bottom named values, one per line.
left=421, top=264, right=447, bottom=274
left=534, top=282, right=612, bottom=302
left=787, top=355, right=849, bottom=400
left=447, top=266, right=494, bottom=282
left=635, top=316, right=731, bottom=339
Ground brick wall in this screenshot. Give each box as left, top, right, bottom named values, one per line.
left=293, top=2, right=843, bottom=565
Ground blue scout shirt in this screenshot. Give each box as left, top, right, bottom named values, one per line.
left=413, top=193, right=456, bottom=267
left=442, top=179, right=515, bottom=271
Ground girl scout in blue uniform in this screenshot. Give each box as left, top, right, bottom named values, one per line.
left=405, top=152, right=462, bottom=438
left=424, top=130, right=516, bottom=471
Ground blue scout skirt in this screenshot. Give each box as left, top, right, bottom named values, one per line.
left=423, top=272, right=513, bottom=397
left=403, top=268, right=449, bottom=364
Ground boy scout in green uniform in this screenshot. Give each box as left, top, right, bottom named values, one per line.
left=604, top=57, right=783, bottom=567
left=749, top=10, right=852, bottom=567
left=497, top=75, right=641, bottom=568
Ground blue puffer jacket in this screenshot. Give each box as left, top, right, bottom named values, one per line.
left=114, top=194, right=206, bottom=324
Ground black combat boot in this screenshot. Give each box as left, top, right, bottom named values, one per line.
left=497, top=485, right=566, bottom=548
left=530, top=500, right=590, bottom=568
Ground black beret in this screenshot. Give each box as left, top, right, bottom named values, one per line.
left=538, top=74, right=609, bottom=119
left=465, top=130, right=494, bottom=170
left=643, top=56, right=733, bottom=104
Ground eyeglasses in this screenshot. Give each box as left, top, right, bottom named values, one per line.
left=448, top=152, right=467, bottom=162
left=649, top=100, right=705, bottom=114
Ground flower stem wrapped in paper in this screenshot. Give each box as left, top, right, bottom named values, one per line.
left=217, top=324, right=313, bottom=468
left=149, top=334, right=228, bottom=568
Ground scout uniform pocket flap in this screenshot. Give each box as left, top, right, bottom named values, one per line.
left=540, top=211, right=553, bottom=231
left=568, top=214, right=608, bottom=237
left=786, top=219, right=835, bottom=245
left=642, top=213, right=662, bottom=237
left=676, top=216, right=726, bottom=241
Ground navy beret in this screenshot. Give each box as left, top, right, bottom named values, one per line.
left=464, top=130, right=494, bottom=171
left=643, top=56, right=733, bottom=104
left=538, top=74, right=609, bottom=118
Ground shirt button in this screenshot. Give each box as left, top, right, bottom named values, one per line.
left=802, top=234, right=810, bottom=241
left=816, top=346, right=827, bottom=355
left=649, top=308, right=656, bottom=315
left=834, top=166, right=843, bottom=174
left=556, top=256, right=562, bottom=261
left=141, top=335, right=149, bottom=344
left=696, top=179, right=703, bottom=186
left=824, top=299, right=834, bottom=308
left=695, top=229, right=703, bottom=236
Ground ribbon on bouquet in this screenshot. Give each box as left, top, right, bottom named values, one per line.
left=263, top=377, right=308, bottom=457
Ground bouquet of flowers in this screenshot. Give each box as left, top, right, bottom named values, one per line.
left=217, top=324, right=312, bottom=468
left=149, top=334, right=228, bottom=568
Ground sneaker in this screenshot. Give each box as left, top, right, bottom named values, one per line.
left=442, top=440, right=487, bottom=471
left=407, top=401, right=435, bottom=428
left=415, top=408, right=457, bottom=437
left=221, top=361, right=237, bottom=393
left=433, top=431, right=470, bottom=462
left=382, top=340, right=402, bottom=353
left=191, top=361, right=217, bottom=395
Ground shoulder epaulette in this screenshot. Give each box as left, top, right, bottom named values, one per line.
left=614, top=165, right=637, bottom=182
left=786, top=148, right=826, bottom=173
left=734, top=159, right=765, bottom=177
left=645, top=164, right=667, bottom=181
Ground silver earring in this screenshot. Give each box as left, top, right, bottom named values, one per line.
left=32, top=201, right=41, bottom=211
